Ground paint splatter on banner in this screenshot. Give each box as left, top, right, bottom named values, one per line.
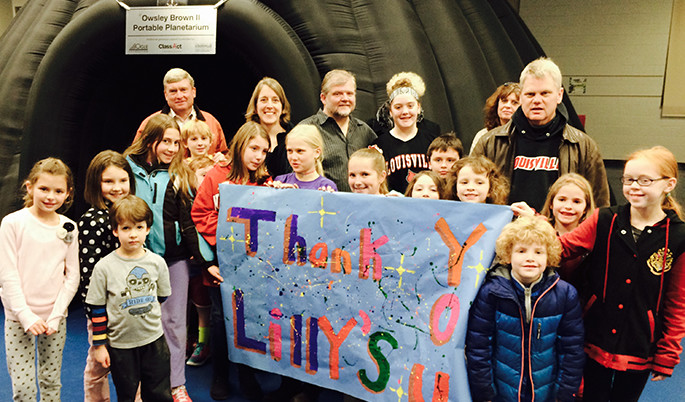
left=216, top=185, right=513, bottom=401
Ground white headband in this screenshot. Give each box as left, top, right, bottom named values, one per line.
left=389, top=86, right=419, bottom=102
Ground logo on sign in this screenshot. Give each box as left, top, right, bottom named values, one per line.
left=159, top=43, right=183, bottom=50
left=129, top=43, right=148, bottom=52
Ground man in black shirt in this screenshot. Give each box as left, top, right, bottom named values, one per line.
left=472, top=57, right=609, bottom=211
left=298, top=70, right=376, bottom=192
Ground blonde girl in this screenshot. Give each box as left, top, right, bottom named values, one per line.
left=191, top=121, right=271, bottom=399
left=125, top=113, right=196, bottom=398
left=265, top=124, right=337, bottom=400
left=272, top=124, right=337, bottom=191
left=0, top=157, right=79, bottom=401
left=347, top=147, right=389, bottom=195
left=447, top=155, right=509, bottom=204
left=372, top=72, right=438, bottom=193
left=184, top=155, right=215, bottom=367
left=404, top=170, right=447, bottom=200
left=542, top=173, right=596, bottom=235
left=78, top=150, right=135, bottom=400
left=560, top=146, right=685, bottom=401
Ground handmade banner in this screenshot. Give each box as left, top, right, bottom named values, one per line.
left=216, top=185, right=513, bottom=401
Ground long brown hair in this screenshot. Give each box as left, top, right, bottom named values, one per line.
left=124, top=114, right=179, bottom=163
left=226, top=122, right=271, bottom=185
left=124, top=114, right=194, bottom=201
left=84, top=150, right=136, bottom=209
left=483, top=82, right=521, bottom=130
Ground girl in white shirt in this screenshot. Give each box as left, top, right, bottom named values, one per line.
left=0, top=157, right=79, bottom=401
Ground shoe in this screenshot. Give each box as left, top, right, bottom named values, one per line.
left=186, top=342, right=211, bottom=366
left=210, top=376, right=231, bottom=400
left=186, top=339, right=197, bottom=359
left=172, top=385, right=192, bottom=402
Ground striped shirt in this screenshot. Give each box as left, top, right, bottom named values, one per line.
left=298, top=109, right=376, bottom=192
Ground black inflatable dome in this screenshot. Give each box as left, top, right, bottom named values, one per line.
left=0, top=0, right=582, bottom=217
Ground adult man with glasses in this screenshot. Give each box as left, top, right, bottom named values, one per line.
left=473, top=57, right=609, bottom=210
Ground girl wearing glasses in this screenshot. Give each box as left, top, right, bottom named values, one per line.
left=559, top=146, right=685, bottom=401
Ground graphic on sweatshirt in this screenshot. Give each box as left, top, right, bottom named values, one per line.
left=119, top=266, right=156, bottom=315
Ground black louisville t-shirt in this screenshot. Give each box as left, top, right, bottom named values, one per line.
left=508, top=110, right=564, bottom=211
left=373, top=128, right=438, bottom=193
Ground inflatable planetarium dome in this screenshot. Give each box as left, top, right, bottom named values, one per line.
left=0, top=0, right=582, bottom=216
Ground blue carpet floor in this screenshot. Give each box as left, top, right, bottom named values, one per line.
left=0, top=305, right=347, bottom=401
left=0, top=305, right=682, bottom=401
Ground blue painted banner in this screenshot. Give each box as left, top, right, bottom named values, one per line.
left=216, top=185, right=513, bottom=401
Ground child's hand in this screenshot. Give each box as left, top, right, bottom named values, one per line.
left=317, top=185, right=335, bottom=192
left=651, top=373, right=668, bottom=381
left=510, top=202, right=536, bottom=217
left=93, top=345, right=110, bottom=368
left=45, top=326, right=57, bottom=336
left=268, top=181, right=298, bottom=189
left=27, top=319, right=48, bottom=335
left=208, top=265, right=224, bottom=284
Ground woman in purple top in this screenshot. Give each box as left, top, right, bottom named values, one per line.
left=271, top=125, right=337, bottom=191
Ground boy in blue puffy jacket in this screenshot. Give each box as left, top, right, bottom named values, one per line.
left=466, top=217, right=584, bottom=402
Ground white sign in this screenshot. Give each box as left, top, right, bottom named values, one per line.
left=125, top=6, right=217, bottom=55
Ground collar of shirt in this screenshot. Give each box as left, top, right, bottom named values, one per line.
left=168, top=107, right=197, bottom=128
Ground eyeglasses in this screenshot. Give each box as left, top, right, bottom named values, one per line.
left=620, top=176, right=669, bottom=186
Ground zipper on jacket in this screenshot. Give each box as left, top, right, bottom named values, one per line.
left=524, top=286, right=532, bottom=323
left=153, top=182, right=158, bottom=204
left=537, top=322, right=541, bottom=340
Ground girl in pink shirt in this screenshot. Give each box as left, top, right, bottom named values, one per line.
left=0, top=157, right=79, bottom=401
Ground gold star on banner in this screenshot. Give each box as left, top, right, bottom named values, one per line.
left=220, top=225, right=245, bottom=252
left=467, top=250, right=488, bottom=287
left=385, top=254, right=416, bottom=288
left=389, top=376, right=406, bottom=401
left=308, top=196, right=337, bottom=228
